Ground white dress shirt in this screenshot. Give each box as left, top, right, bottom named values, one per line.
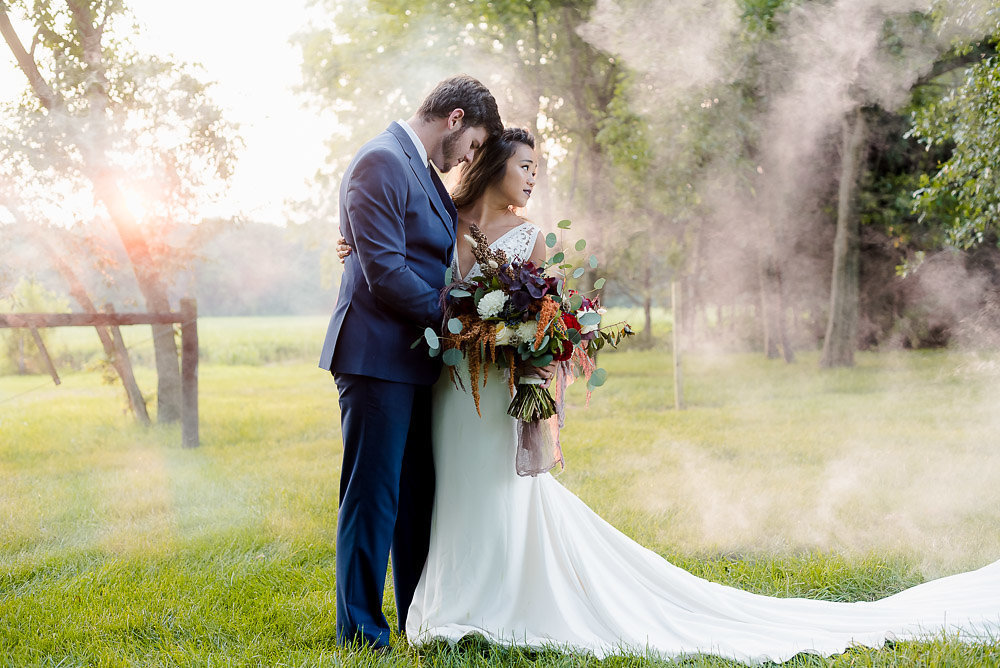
left=397, top=119, right=430, bottom=168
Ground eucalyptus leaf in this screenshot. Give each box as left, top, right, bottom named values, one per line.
left=572, top=267, right=586, bottom=279
left=568, top=294, right=583, bottom=311
left=442, top=348, right=463, bottom=366
left=424, top=327, right=440, bottom=350
left=566, top=328, right=581, bottom=344
left=447, top=318, right=463, bottom=334
left=575, top=239, right=586, bottom=251
left=530, top=353, right=554, bottom=367
left=545, top=232, right=557, bottom=248
left=557, top=219, right=572, bottom=229
left=589, top=254, right=598, bottom=269
left=444, top=266, right=453, bottom=284
left=594, top=277, right=606, bottom=290
left=578, top=311, right=601, bottom=326
left=450, top=289, right=471, bottom=298
left=588, top=367, right=608, bottom=387
left=550, top=251, right=565, bottom=263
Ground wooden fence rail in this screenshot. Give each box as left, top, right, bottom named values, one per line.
left=0, top=298, right=199, bottom=447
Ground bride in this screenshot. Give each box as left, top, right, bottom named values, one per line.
left=339, top=127, right=1000, bottom=664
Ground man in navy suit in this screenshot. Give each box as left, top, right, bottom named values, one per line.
left=319, top=75, right=502, bottom=650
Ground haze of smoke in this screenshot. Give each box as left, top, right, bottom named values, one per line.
left=578, top=0, right=740, bottom=95
left=579, top=0, right=995, bottom=263
left=577, top=0, right=1000, bottom=566
left=577, top=0, right=997, bottom=344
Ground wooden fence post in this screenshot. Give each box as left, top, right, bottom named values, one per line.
left=28, top=326, right=61, bottom=385
left=102, top=304, right=151, bottom=425
left=180, top=298, right=199, bottom=448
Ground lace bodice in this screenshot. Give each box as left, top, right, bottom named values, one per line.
left=453, top=221, right=540, bottom=281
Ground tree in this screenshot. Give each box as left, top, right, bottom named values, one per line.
left=910, top=51, right=1000, bottom=248
left=592, top=71, right=700, bottom=345
left=0, top=0, right=239, bottom=421
left=820, top=4, right=998, bottom=364
left=296, top=0, right=626, bottom=258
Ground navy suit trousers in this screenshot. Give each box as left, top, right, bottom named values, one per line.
left=333, top=372, right=435, bottom=648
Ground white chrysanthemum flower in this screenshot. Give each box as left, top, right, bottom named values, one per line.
left=578, top=308, right=601, bottom=335
left=477, top=290, right=507, bottom=319
left=517, top=320, right=538, bottom=343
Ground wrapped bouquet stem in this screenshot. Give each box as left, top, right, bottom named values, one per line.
left=509, top=375, right=563, bottom=477
left=507, top=375, right=557, bottom=421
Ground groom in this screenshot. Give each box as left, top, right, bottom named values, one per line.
left=319, top=75, right=502, bottom=649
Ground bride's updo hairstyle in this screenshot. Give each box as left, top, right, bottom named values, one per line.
left=451, top=126, right=535, bottom=209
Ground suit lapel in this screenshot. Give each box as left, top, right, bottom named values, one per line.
left=387, top=123, right=457, bottom=244
left=429, top=168, right=458, bottom=239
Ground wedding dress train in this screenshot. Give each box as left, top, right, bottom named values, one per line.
left=405, top=222, right=1000, bottom=664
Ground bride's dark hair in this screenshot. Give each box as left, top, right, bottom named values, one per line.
left=451, top=126, right=535, bottom=210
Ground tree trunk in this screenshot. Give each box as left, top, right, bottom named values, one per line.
left=764, top=261, right=795, bottom=363
left=757, top=254, right=795, bottom=362
left=90, top=172, right=183, bottom=422
left=821, top=108, right=867, bottom=368
left=758, top=259, right=780, bottom=359
left=641, top=263, right=653, bottom=345
left=4, top=4, right=183, bottom=422
left=671, top=281, right=684, bottom=410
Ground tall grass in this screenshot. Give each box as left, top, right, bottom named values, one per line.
left=1, top=317, right=999, bottom=666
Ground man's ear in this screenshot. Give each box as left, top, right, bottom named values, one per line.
left=447, top=108, right=466, bottom=130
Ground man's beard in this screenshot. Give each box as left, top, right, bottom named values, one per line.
left=439, top=127, right=468, bottom=173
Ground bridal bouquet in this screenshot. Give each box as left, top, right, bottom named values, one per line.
left=420, top=220, right=633, bottom=476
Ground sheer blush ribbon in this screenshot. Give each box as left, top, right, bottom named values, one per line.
left=514, top=370, right=566, bottom=477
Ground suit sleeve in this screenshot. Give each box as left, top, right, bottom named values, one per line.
left=345, top=148, right=443, bottom=327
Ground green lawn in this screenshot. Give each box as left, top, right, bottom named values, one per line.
left=1, top=318, right=999, bottom=666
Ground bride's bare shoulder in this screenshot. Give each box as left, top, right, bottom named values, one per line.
left=503, top=213, right=539, bottom=235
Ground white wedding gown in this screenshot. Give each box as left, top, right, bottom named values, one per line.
left=405, top=222, right=1000, bottom=664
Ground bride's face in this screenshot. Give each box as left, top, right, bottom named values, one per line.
left=493, top=142, right=536, bottom=209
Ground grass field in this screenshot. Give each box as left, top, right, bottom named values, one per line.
left=2, top=316, right=999, bottom=666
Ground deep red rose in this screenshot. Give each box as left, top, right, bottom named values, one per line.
left=561, top=312, right=581, bottom=332
left=552, top=339, right=574, bottom=362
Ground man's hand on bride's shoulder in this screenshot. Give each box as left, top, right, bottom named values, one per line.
left=337, top=236, right=352, bottom=264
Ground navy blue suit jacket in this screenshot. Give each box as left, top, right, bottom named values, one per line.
left=319, top=123, right=457, bottom=385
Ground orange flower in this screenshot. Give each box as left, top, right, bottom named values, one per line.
left=534, top=296, right=560, bottom=349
